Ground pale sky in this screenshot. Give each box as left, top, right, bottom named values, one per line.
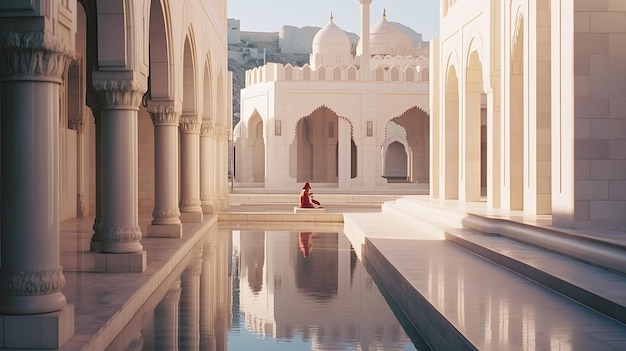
left=227, top=0, right=440, bottom=41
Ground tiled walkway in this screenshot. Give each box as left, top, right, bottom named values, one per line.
left=53, top=194, right=626, bottom=350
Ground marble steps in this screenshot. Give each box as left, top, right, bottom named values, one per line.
left=228, top=193, right=401, bottom=207
left=343, top=212, right=626, bottom=350
left=380, top=197, right=626, bottom=325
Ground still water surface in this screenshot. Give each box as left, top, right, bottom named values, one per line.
left=108, top=230, right=426, bottom=350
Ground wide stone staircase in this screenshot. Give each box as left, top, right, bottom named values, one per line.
left=344, top=196, right=626, bottom=350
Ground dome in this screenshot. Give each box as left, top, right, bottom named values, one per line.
left=369, top=12, right=412, bottom=56
left=312, top=15, right=351, bottom=57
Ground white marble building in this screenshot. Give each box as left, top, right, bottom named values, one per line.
left=430, top=0, right=626, bottom=231
left=236, top=2, right=430, bottom=191
left=0, top=0, right=230, bottom=348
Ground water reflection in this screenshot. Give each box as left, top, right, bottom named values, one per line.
left=233, top=230, right=416, bottom=350
left=108, top=230, right=419, bottom=350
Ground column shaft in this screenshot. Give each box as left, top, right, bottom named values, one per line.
left=179, top=116, right=204, bottom=222
left=200, top=123, right=215, bottom=213
left=90, top=111, right=104, bottom=251
left=0, top=81, right=67, bottom=314
left=148, top=104, right=182, bottom=237
left=338, top=119, right=352, bottom=188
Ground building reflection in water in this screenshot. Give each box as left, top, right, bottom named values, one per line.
left=107, top=228, right=418, bottom=350
left=233, top=230, right=416, bottom=350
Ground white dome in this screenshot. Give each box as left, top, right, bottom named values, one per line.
left=369, top=14, right=412, bottom=56
left=312, top=17, right=351, bottom=57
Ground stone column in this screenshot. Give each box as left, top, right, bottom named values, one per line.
left=179, top=116, right=204, bottom=222
left=338, top=118, right=352, bottom=188
left=92, top=78, right=147, bottom=272
left=0, top=30, right=74, bottom=348
left=200, top=122, right=216, bottom=213
left=216, top=127, right=230, bottom=208
left=69, top=119, right=88, bottom=217
left=154, top=280, right=181, bottom=350
left=179, top=246, right=203, bottom=350
left=90, top=108, right=104, bottom=251
left=208, top=127, right=220, bottom=208
left=147, top=104, right=183, bottom=237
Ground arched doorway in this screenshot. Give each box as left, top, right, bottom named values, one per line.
left=295, top=106, right=355, bottom=184
left=385, top=106, right=429, bottom=184
left=247, top=111, right=265, bottom=182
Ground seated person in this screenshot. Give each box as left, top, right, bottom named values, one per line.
left=299, top=182, right=322, bottom=208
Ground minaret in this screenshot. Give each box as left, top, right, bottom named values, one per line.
left=359, top=0, right=372, bottom=80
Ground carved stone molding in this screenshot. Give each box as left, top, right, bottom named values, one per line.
left=148, top=105, right=180, bottom=126
left=101, top=225, right=142, bottom=243
left=68, top=119, right=85, bottom=133
left=152, top=207, right=181, bottom=220
left=92, top=79, right=147, bottom=110
left=0, top=267, right=65, bottom=296
left=216, top=126, right=231, bottom=141
left=200, top=123, right=211, bottom=137
left=179, top=116, right=200, bottom=134
left=0, top=31, right=74, bottom=83
left=180, top=198, right=201, bottom=207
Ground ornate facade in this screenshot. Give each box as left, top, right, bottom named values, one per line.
left=236, top=3, right=430, bottom=191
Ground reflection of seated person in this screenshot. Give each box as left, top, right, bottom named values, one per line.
left=298, top=231, right=318, bottom=258
left=299, top=182, right=322, bottom=208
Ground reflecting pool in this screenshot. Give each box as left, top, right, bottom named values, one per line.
left=108, top=229, right=427, bottom=350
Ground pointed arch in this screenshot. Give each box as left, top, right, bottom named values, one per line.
left=149, top=0, right=174, bottom=99
left=384, top=106, right=430, bottom=183
left=294, top=106, right=355, bottom=183
left=182, top=32, right=198, bottom=115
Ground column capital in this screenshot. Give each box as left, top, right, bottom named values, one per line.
left=148, top=104, right=180, bottom=126
left=217, top=126, right=231, bottom=141
left=68, top=119, right=85, bottom=133
left=200, top=123, right=211, bottom=137
left=0, top=31, right=74, bottom=83
left=359, top=0, right=372, bottom=4
left=91, top=78, right=146, bottom=110
left=180, top=116, right=201, bottom=134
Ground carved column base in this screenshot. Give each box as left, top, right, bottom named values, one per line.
left=180, top=210, right=204, bottom=223
left=93, top=251, right=147, bottom=273
left=0, top=305, right=74, bottom=349
left=147, top=223, right=183, bottom=238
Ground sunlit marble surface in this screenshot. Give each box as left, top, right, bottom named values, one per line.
left=344, top=209, right=626, bottom=350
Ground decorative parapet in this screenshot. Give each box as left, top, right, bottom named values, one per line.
left=0, top=31, right=74, bottom=83
left=245, top=54, right=430, bottom=86
left=92, top=78, right=147, bottom=110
